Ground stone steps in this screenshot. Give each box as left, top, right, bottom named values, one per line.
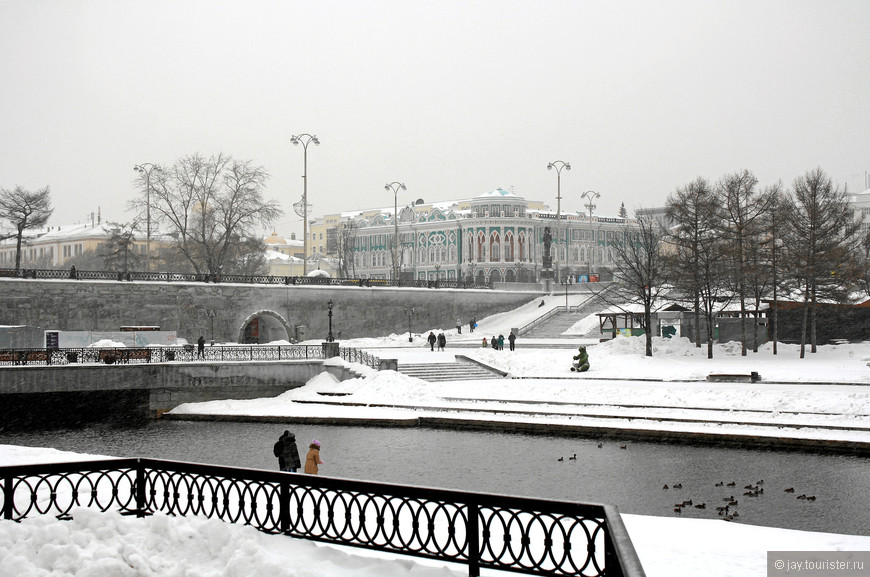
left=398, top=361, right=504, bottom=382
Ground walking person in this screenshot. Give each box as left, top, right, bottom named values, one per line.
left=482, top=337, right=488, bottom=348
left=305, top=439, right=324, bottom=475
left=282, top=430, right=301, bottom=473
left=437, top=332, right=446, bottom=351
left=273, top=433, right=286, bottom=471
left=197, top=335, right=205, bottom=358
left=497, top=334, right=505, bottom=351
left=491, top=335, right=498, bottom=350
left=427, top=331, right=437, bottom=352
left=456, top=319, right=462, bottom=334
left=469, top=316, right=476, bottom=333
left=508, top=331, right=516, bottom=351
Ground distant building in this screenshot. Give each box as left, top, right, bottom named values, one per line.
left=311, top=188, right=638, bottom=284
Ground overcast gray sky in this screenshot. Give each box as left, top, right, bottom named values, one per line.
left=1, top=0, right=868, bottom=237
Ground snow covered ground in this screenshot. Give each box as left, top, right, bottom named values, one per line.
left=2, top=445, right=870, bottom=577
left=4, top=295, right=870, bottom=576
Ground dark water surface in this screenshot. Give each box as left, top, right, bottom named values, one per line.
left=2, top=421, right=868, bottom=536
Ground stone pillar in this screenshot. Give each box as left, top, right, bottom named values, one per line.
left=322, top=341, right=340, bottom=358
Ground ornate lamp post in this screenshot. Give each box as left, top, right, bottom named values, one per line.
left=385, top=181, right=407, bottom=281
left=547, top=161, right=570, bottom=283
left=291, top=133, right=320, bottom=276
left=133, top=163, right=162, bottom=271
left=205, top=309, right=217, bottom=343
left=326, top=299, right=335, bottom=342
left=403, top=307, right=415, bottom=342
left=581, top=190, right=601, bottom=279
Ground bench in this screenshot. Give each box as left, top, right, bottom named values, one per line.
left=707, top=372, right=761, bottom=383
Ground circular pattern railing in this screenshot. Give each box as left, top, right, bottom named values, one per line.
left=1, top=458, right=640, bottom=577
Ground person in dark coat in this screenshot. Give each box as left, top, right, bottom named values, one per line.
left=491, top=335, right=498, bottom=350
left=197, top=335, right=205, bottom=358
left=508, top=331, right=516, bottom=351
left=469, top=317, right=476, bottom=333
left=437, top=332, right=446, bottom=351
left=427, top=331, right=437, bottom=351
left=274, top=434, right=286, bottom=470
left=497, top=334, right=505, bottom=350
left=282, top=430, right=302, bottom=472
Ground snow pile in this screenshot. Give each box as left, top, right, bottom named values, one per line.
left=0, top=506, right=461, bottom=577
left=87, top=339, right=126, bottom=348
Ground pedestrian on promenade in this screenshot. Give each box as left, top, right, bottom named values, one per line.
left=305, top=439, right=324, bottom=475
left=437, top=332, right=447, bottom=351
left=282, top=430, right=301, bottom=473
left=497, top=334, right=505, bottom=351
left=456, top=319, right=462, bottom=334
left=491, top=335, right=498, bottom=350
left=508, top=331, right=516, bottom=351
left=470, top=317, right=476, bottom=333
left=482, top=337, right=488, bottom=348
left=428, top=331, right=437, bottom=351
left=273, top=433, right=285, bottom=470
left=197, top=335, right=205, bottom=358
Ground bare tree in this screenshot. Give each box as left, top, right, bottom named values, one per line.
left=784, top=168, right=864, bottom=357
left=664, top=177, right=720, bottom=348
left=337, top=220, right=359, bottom=278
left=716, top=170, right=774, bottom=356
left=0, top=186, right=53, bottom=273
left=130, top=153, right=282, bottom=276
left=609, top=211, right=670, bottom=357
left=102, top=222, right=145, bottom=273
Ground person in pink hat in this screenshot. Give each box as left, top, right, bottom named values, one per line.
left=304, top=439, right=324, bottom=475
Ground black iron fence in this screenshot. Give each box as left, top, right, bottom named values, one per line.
left=0, top=267, right=491, bottom=290
left=0, top=344, right=382, bottom=369
left=0, top=458, right=645, bottom=577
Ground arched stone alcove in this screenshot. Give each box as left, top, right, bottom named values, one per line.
left=237, top=310, right=293, bottom=344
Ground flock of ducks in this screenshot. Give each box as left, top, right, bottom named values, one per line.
left=664, top=479, right=817, bottom=521
left=557, top=442, right=628, bottom=462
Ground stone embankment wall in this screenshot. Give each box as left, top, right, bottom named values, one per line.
left=0, top=359, right=358, bottom=426
left=0, top=279, right=539, bottom=344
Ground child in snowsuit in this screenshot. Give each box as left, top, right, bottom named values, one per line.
left=305, top=439, right=324, bottom=475
left=572, top=346, right=590, bottom=372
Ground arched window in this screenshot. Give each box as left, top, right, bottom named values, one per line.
left=504, top=231, right=514, bottom=262
left=419, top=247, right=426, bottom=264
left=490, top=231, right=500, bottom=262
left=518, top=231, right=526, bottom=261
left=477, top=231, right=486, bottom=261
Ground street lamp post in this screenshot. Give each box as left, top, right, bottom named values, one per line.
left=547, top=161, right=570, bottom=283
left=205, top=309, right=217, bottom=343
left=385, top=182, right=407, bottom=281
left=403, top=307, right=415, bottom=342
left=291, top=133, right=320, bottom=276
left=326, top=300, right=335, bottom=342
left=581, top=190, right=601, bottom=279
left=133, top=163, right=162, bottom=272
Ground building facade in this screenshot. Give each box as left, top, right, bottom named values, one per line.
left=329, top=188, right=636, bottom=284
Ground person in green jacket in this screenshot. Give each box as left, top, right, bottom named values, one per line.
left=571, top=345, right=590, bottom=372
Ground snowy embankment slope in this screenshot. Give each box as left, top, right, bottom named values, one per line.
left=2, top=445, right=870, bottom=577
left=169, top=333, right=870, bottom=447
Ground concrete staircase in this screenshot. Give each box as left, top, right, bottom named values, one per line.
left=397, top=360, right=504, bottom=382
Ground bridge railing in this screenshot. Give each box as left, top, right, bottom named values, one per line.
left=0, top=267, right=492, bottom=290
left=0, top=345, right=382, bottom=369
left=0, top=458, right=645, bottom=577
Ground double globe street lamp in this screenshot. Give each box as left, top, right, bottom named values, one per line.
left=581, top=190, right=601, bottom=279
left=291, top=133, right=320, bottom=276
left=385, top=181, right=407, bottom=281
left=133, top=163, right=162, bottom=272
left=547, top=161, right=571, bottom=283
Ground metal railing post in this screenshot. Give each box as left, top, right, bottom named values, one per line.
left=467, top=501, right=480, bottom=577
left=3, top=472, right=13, bottom=520
left=135, top=459, right=147, bottom=517
left=280, top=477, right=290, bottom=534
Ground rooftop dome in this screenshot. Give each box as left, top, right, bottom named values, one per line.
left=475, top=187, right=525, bottom=200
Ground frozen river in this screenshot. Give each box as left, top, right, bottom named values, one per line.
left=2, top=419, right=869, bottom=536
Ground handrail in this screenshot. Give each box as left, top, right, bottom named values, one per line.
left=0, top=344, right=382, bottom=369
left=0, top=267, right=492, bottom=290
left=0, top=458, right=645, bottom=577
